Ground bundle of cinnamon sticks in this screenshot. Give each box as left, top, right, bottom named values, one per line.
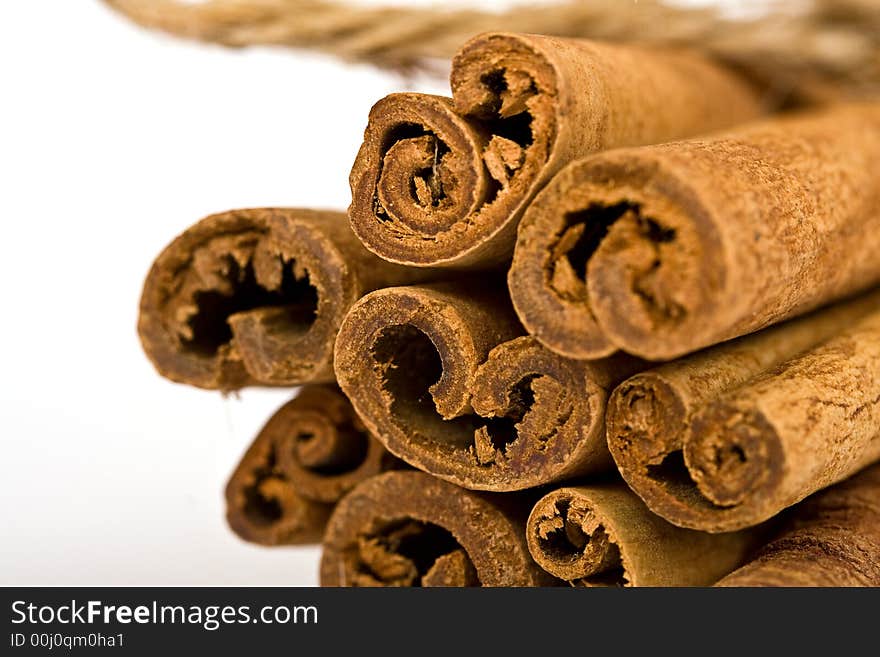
left=139, top=32, right=880, bottom=587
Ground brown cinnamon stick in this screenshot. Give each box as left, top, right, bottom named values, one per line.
left=349, top=32, right=762, bottom=269
left=528, top=482, right=759, bottom=587
left=716, top=464, right=880, bottom=587
left=606, top=292, right=880, bottom=532
left=510, top=103, right=880, bottom=360
left=333, top=283, right=644, bottom=490
left=225, top=385, right=396, bottom=546
left=138, top=208, right=430, bottom=390
left=608, top=296, right=880, bottom=532
left=320, top=471, right=552, bottom=586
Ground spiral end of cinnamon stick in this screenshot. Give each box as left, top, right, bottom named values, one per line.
left=466, top=337, right=617, bottom=489
left=320, top=471, right=549, bottom=586
left=225, top=386, right=393, bottom=545
left=527, top=490, right=626, bottom=586
left=138, top=208, right=361, bottom=390
left=685, top=404, right=784, bottom=517
left=349, top=93, right=493, bottom=267
left=606, top=373, right=783, bottom=532
left=335, top=283, right=615, bottom=490
left=586, top=197, right=720, bottom=360
left=349, top=34, right=561, bottom=268
left=510, top=153, right=723, bottom=361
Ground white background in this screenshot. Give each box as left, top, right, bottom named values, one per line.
left=0, top=0, right=741, bottom=585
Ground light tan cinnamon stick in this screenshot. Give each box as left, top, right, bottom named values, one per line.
left=138, top=208, right=430, bottom=390
left=225, top=385, right=396, bottom=546
left=716, top=464, right=880, bottom=587
left=528, top=482, right=759, bottom=587
left=349, top=33, right=762, bottom=269
left=608, top=296, right=880, bottom=532
left=320, top=471, right=553, bottom=586
left=606, top=291, right=880, bottom=532
left=334, top=283, right=644, bottom=491
left=510, top=103, right=880, bottom=360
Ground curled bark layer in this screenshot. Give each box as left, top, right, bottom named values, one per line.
left=349, top=33, right=762, bottom=269
left=225, top=385, right=396, bottom=545
left=138, top=208, right=429, bottom=390
left=334, top=283, right=643, bottom=491
left=510, top=104, right=880, bottom=360
left=320, top=471, right=552, bottom=586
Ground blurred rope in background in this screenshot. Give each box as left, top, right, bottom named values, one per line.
left=103, top=0, right=880, bottom=98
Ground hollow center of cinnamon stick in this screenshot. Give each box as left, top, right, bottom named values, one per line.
left=644, top=450, right=728, bottom=512
left=184, top=252, right=318, bottom=356
left=547, top=200, right=685, bottom=330
left=473, top=69, right=536, bottom=189
left=291, top=424, right=370, bottom=476
left=349, top=518, right=478, bottom=587
left=535, top=499, right=625, bottom=587
left=478, top=374, right=538, bottom=455
left=370, top=323, right=541, bottom=457
left=241, top=451, right=285, bottom=528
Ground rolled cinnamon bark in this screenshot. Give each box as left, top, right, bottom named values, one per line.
left=606, top=291, right=880, bottom=531
left=320, top=471, right=552, bottom=586
left=716, top=464, right=880, bottom=587
left=334, top=283, right=643, bottom=490
left=225, top=385, right=396, bottom=546
left=510, top=103, right=880, bottom=360
left=527, top=482, right=758, bottom=587
left=609, top=299, right=880, bottom=533
left=138, top=208, right=429, bottom=390
left=349, top=32, right=763, bottom=269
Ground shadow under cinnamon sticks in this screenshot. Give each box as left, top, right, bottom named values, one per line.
left=605, top=291, right=880, bottom=533
left=333, top=281, right=647, bottom=492
left=509, top=103, right=880, bottom=361
left=716, top=463, right=880, bottom=587
left=320, top=471, right=555, bottom=586
left=138, top=207, right=432, bottom=390
left=349, top=32, right=763, bottom=269
left=225, top=385, right=397, bottom=546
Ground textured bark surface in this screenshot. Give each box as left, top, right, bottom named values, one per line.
left=138, top=208, right=431, bottom=390
left=608, top=299, right=880, bottom=532
left=349, top=32, right=762, bottom=269
left=528, top=482, right=759, bottom=586
left=510, top=103, right=880, bottom=360
left=717, top=464, right=880, bottom=587
left=606, top=292, right=880, bottom=532
left=320, top=471, right=553, bottom=586
left=225, top=385, right=397, bottom=546
left=334, top=283, right=644, bottom=490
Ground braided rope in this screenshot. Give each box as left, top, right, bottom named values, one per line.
left=103, top=0, right=880, bottom=95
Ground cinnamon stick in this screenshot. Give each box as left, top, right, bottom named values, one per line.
left=225, top=385, right=396, bottom=546
left=333, top=283, right=644, bottom=490
left=510, top=103, right=880, bottom=360
left=320, top=471, right=552, bottom=586
left=606, top=292, right=880, bottom=532
left=528, top=482, right=759, bottom=587
left=716, top=464, right=880, bottom=587
left=349, top=32, right=762, bottom=269
left=608, top=296, right=880, bottom=532
left=138, top=208, right=430, bottom=390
